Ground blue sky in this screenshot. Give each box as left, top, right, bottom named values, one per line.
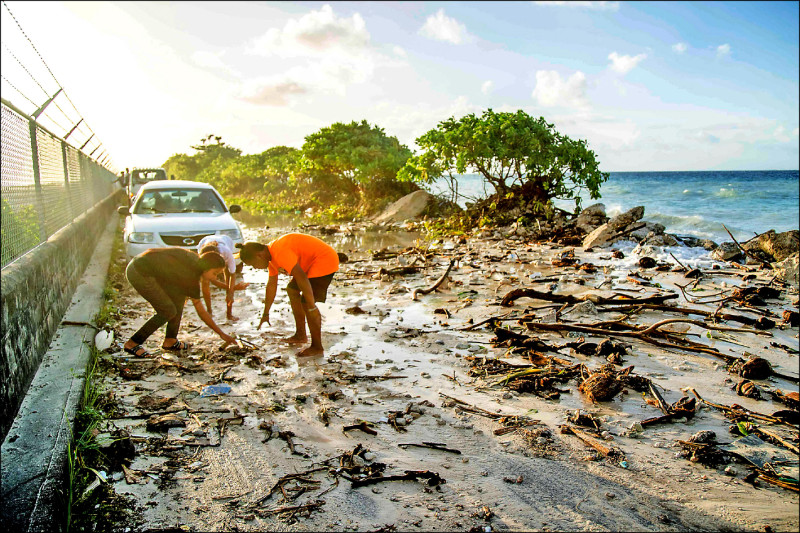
left=1, top=1, right=797, bottom=172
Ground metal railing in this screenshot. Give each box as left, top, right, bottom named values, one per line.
left=1, top=98, right=120, bottom=268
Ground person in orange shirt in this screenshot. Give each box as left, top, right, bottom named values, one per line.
left=236, top=233, right=339, bottom=357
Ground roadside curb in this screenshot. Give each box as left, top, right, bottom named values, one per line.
left=1, top=221, right=117, bottom=532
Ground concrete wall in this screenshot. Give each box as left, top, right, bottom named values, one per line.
left=0, top=189, right=124, bottom=442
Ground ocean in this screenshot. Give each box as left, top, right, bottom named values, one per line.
left=429, top=170, right=799, bottom=245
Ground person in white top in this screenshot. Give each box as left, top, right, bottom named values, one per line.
left=197, top=235, right=248, bottom=321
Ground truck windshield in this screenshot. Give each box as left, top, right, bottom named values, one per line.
left=131, top=169, right=167, bottom=184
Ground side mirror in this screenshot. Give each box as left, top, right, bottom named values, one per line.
left=229, top=204, right=242, bottom=214
left=117, top=206, right=130, bottom=216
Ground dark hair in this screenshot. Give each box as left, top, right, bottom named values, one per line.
left=235, top=241, right=268, bottom=262
left=199, top=243, right=217, bottom=255
left=198, top=251, right=225, bottom=271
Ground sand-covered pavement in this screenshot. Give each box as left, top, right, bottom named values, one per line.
left=95, top=223, right=799, bottom=532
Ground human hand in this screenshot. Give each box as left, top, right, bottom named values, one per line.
left=219, top=332, right=236, bottom=347
left=257, top=312, right=270, bottom=330
left=233, top=282, right=250, bottom=291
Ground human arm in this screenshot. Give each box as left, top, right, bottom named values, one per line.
left=225, top=270, right=237, bottom=320
left=190, top=297, right=235, bottom=345
left=258, top=275, right=278, bottom=329
left=290, top=264, right=317, bottom=308
left=201, top=278, right=212, bottom=315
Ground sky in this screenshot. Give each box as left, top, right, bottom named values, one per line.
left=1, top=1, right=798, bottom=173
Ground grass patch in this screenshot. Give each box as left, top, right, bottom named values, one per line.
left=67, top=220, right=143, bottom=531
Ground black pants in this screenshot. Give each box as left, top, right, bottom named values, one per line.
left=126, top=259, right=187, bottom=345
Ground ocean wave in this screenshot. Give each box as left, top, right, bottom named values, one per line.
left=644, top=211, right=751, bottom=242
left=714, top=187, right=739, bottom=198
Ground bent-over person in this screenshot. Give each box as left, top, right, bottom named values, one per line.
left=197, top=235, right=248, bottom=321
left=123, top=247, right=236, bottom=357
left=236, top=233, right=339, bottom=357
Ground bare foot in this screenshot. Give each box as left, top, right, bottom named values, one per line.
left=227, top=314, right=239, bottom=322
left=297, top=345, right=324, bottom=357
left=284, top=335, right=308, bottom=345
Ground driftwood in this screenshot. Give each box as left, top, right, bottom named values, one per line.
left=350, top=470, right=445, bottom=488
left=611, top=303, right=761, bottom=327
left=560, top=424, right=626, bottom=464
left=524, top=319, right=749, bottom=365
left=398, top=442, right=462, bottom=454
left=257, top=499, right=325, bottom=516
left=342, top=421, right=378, bottom=436
left=689, top=388, right=798, bottom=428
left=501, top=288, right=678, bottom=307
left=412, top=258, right=458, bottom=300
left=722, top=223, right=771, bottom=268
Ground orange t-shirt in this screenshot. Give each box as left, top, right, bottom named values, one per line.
left=267, top=233, right=339, bottom=278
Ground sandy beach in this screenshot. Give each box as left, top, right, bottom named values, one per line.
left=92, top=222, right=799, bottom=532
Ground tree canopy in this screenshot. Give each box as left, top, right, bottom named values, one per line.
left=299, top=120, right=417, bottom=212
left=398, top=109, right=608, bottom=214
left=161, top=124, right=418, bottom=220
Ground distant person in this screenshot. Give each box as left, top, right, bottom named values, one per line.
left=197, top=235, right=249, bottom=321
left=170, top=174, right=176, bottom=180
left=236, top=234, right=339, bottom=357
left=122, top=247, right=236, bottom=357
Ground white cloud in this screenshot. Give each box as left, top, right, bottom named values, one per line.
left=238, top=76, right=308, bottom=106
left=716, top=43, right=731, bottom=57
left=533, top=2, right=620, bottom=11
left=695, top=131, right=720, bottom=144
left=608, top=52, right=647, bottom=74
left=531, top=70, right=589, bottom=109
left=241, top=4, right=398, bottom=106
left=248, top=4, right=369, bottom=57
left=191, top=50, right=239, bottom=76
left=481, top=80, right=494, bottom=95
left=772, top=126, right=792, bottom=143
left=419, top=9, right=468, bottom=44
left=672, top=42, right=688, bottom=54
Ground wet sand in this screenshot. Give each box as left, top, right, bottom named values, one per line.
left=99, top=223, right=799, bottom=531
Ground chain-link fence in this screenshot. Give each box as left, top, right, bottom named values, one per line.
left=1, top=98, right=120, bottom=268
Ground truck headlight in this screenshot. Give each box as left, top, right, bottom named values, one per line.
left=128, top=232, right=155, bottom=243
left=219, top=228, right=241, bottom=240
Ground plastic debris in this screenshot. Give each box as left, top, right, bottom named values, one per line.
left=200, top=384, right=232, bottom=397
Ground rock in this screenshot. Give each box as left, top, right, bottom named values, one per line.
left=699, top=239, right=718, bottom=251
left=744, top=230, right=799, bottom=262
left=628, top=222, right=666, bottom=242
left=582, top=206, right=645, bottom=249
left=711, top=242, right=743, bottom=262
left=373, top=190, right=435, bottom=224
left=569, top=300, right=598, bottom=315
left=632, top=244, right=661, bottom=257
left=689, top=430, right=716, bottom=443
left=644, top=233, right=679, bottom=247
left=739, top=357, right=772, bottom=380
left=774, top=252, right=799, bottom=289
left=638, top=257, right=657, bottom=269
left=574, top=203, right=608, bottom=233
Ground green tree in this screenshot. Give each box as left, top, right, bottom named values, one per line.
left=399, top=109, right=608, bottom=214
left=215, top=146, right=301, bottom=196
left=163, top=135, right=241, bottom=187
left=300, top=120, right=417, bottom=214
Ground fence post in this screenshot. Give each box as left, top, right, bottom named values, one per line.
left=28, top=119, right=48, bottom=243
left=61, top=140, right=77, bottom=218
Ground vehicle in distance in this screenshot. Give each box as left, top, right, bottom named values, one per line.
left=118, top=180, right=243, bottom=258
left=126, top=167, right=167, bottom=202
